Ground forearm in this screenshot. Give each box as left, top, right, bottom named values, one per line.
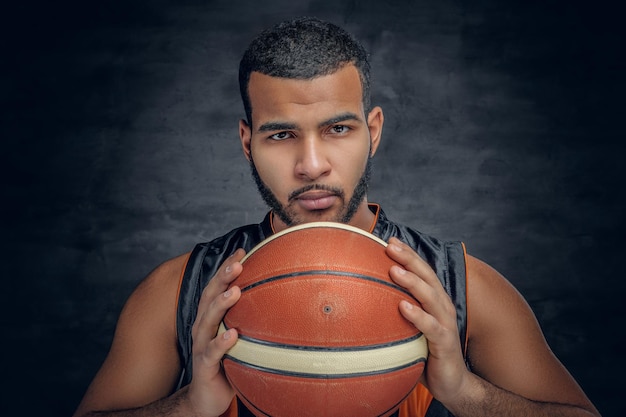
left=76, top=387, right=215, bottom=417
left=445, top=373, right=600, bottom=417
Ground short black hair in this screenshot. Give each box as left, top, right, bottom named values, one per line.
left=239, top=17, right=371, bottom=126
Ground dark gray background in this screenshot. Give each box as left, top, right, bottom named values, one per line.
left=2, top=0, right=624, bottom=416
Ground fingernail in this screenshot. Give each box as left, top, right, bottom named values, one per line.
left=223, top=289, right=232, bottom=298
left=402, top=300, right=414, bottom=310
left=225, top=265, right=232, bottom=273
left=223, top=329, right=232, bottom=340
left=393, top=265, right=406, bottom=275
left=390, top=243, right=402, bottom=252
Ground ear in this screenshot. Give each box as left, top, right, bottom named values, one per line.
left=367, top=106, right=384, bottom=157
left=239, top=119, right=252, bottom=161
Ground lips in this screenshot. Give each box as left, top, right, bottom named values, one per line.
left=293, top=190, right=338, bottom=211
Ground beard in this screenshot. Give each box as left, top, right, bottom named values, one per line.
left=249, top=157, right=372, bottom=227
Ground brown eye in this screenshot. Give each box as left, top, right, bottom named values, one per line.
left=331, top=125, right=350, bottom=134
left=269, top=132, right=291, bottom=140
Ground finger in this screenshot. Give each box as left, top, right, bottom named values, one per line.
left=193, top=285, right=242, bottom=344
left=386, top=238, right=440, bottom=286
left=386, top=241, right=458, bottom=331
left=389, top=263, right=431, bottom=303
left=391, top=262, right=457, bottom=328
left=188, top=324, right=239, bottom=415
left=399, top=295, right=461, bottom=366
left=213, top=248, right=246, bottom=289
left=198, top=249, right=246, bottom=309
left=390, top=263, right=449, bottom=337
left=200, top=326, right=239, bottom=369
left=386, top=239, right=443, bottom=309
left=398, top=298, right=439, bottom=336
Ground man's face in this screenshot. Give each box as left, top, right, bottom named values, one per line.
left=239, top=65, right=384, bottom=231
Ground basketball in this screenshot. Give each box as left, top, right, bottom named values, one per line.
left=219, top=222, right=428, bottom=417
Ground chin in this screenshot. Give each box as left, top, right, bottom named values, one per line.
left=308, top=210, right=348, bottom=224
left=288, top=209, right=344, bottom=226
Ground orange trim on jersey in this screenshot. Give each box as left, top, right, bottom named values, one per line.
left=175, top=251, right=193, bottom=326
left=220, top=398, right=238, bottom=417
left=368, top=203, right=381, bottom=233
left=224, top=386, right=431, bottom=417
left=399, top=384, right=434, bottom=417
left=269, top=211, right=277, bottom=234
left=461, top=242, right=470, bottom=355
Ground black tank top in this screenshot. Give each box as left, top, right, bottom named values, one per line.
left=176, top=205, right=467, bottom=417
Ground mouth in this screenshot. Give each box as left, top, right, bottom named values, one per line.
left=290, top=186, right=342, bottom=212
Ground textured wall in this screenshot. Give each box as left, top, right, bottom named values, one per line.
left=2, top=0, right=623, bottom=415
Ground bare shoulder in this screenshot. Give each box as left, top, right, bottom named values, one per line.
left=127, top=252, right=191, bottom=310
left=114, top=251, right=192, bottom=361
left=464, top=254, right=598, bottom=412
left=73, top=252, right=192, bottom=415
left=465, top=255, right=532, bottom=329
left=116, top=252, right=191, bottom=335
left=465, top=253, right=555, bottom=368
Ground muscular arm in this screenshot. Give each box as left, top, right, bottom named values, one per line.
left=386, top=238, right=600, bottom=417
left=72, top=250, right=245, bottom=417
left=72, top=254, right=187, bottom=416
left=449, top=255, right=600, bottom=416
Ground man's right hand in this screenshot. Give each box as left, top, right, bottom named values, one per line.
left=185, top=249, right=245, bottom=417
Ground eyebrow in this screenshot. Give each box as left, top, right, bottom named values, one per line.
left=257, top=121, right=299, bottom=133
left=256, top=112, right=362, bottom=133
left=318, top=112, right=362, bottom=128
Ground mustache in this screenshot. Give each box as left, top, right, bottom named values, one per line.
left=288, top=184, right=344, bottom=202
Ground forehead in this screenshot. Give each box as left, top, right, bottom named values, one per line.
left=247, top=65, right=364, bottom=126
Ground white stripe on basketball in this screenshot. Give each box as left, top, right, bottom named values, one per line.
left=218, top=323, right=427, bottom=377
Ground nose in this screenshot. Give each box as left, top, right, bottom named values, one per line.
left=294, top=136, right=331, bottom=181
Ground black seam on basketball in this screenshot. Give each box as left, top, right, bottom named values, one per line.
left=226, top=377, right=271, bottom=417
left=228, top=368, right=418, bottom=417
left=222, top=322, right=424, bottom=351
left=240, top=269, right=412, bottom=296
left=223, top=355, right=426, bottom=379
left=376, top=378, right=421, bottom=417
left=226, top=360, right=422, bottom=417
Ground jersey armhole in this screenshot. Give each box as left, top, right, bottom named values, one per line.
left=175, top=252, right=193, bottom=341
left=220, top=398, right=238, bottom=417
left=399, top=384, right=434, bottom=417
left=461, top=242, right=470, bottom=356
